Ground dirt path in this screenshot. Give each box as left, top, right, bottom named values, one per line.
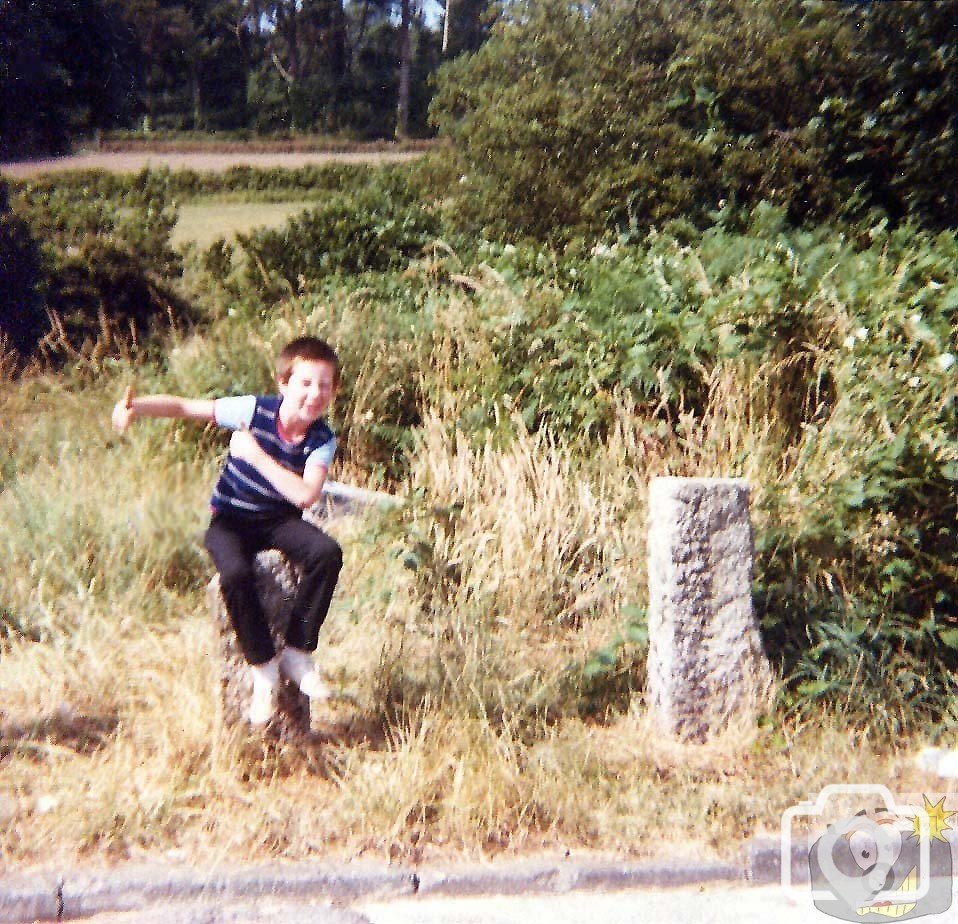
left=0, top=149, right=425, bottom=179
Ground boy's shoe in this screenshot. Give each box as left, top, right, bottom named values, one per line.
left=299, top=669, right=332, bottom=701
left=248, top=657, right=280, bottom=725
left=280, top=646, right=332, bottom=701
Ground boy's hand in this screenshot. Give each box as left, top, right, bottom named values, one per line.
left=229, top=427, right=262, bottom=465
left=112, top=386, right=136, bottom=433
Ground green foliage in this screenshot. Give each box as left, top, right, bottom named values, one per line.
left=430, top=0, right=958, bottom=240
left=327, top=205, right=955, bottom=731
left=237, top=180, right=440, bottom=292
left=812, top=1, right=958, bottom=228
left=0, top=0, right=140, bottom=158
left=11, top=162, right=422, bottom=206
left=7, top=170, right=184, bottom=364
left=0, top=181, right=44, bottom=358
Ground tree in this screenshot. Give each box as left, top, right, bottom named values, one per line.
left=0, top=0, right=139, bottom=157
left=250, top=0, right=350, bottom=132
left=395, top=0, right=412, bottom=137
left=117, top=0, right=251, bottom=130
left=441, top=0, right=494, bottom=57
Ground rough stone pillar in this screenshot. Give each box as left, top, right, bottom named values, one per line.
left=207, top=550, right=310, bottom=741
left=646, top=477, right=772, bottom=741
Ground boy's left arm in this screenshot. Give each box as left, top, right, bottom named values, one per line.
left=228, top=430, right=328, bottom=510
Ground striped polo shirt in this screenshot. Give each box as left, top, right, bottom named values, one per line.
left=210, top=394, right=336, bottom=519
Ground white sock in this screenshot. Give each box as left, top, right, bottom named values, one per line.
left=280, top=647, right=315, bottom=685
left=248, top=657, right=279, bottom=725
left=280, top=647, right=331, bottom=700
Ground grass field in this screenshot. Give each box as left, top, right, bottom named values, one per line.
left=171, top=200, right=316, bottom=249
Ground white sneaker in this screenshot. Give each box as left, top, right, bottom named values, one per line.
left=299, top=670, right=332, bottom=701
left=248, top=658, right=279, bottom=725
left=280, top=647, right=332, bottom=700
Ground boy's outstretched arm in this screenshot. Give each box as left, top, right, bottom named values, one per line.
left=229, top=429, right=329, bottom=510
left=112, top=386, right=215, bottom=434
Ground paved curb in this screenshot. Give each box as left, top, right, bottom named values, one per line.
left=0, top=850, right=758, bottom=923
left=415, top=856, right=745, bottom=898
left=0, top=862, right=413, bottom=923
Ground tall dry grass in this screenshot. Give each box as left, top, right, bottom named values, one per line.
left=0, top=350, right=941, bottom=872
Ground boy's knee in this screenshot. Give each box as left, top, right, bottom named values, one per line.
left=306, top=534, right=343, bottom=572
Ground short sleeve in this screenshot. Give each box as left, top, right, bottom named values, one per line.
left=213, top=395, right=256, bottom=431
left=305, top=435, right=336, bottom=470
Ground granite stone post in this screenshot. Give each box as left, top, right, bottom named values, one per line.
left=207, top=550, right=310, bottom=740
left=646, top=477, right=772, bottom=741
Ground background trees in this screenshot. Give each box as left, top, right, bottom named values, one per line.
left=3, top=0, right=956, bottom=241
left=0, top=0, right=462, bottom=152
left=0, top=0, right=140, bottom=158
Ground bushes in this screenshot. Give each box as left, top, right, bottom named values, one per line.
left=6, top=170, right=184, bottom=364
left=429, top=0, right=958, bottom=240
left=296, top=206, right=954, bottom=732
left=238, top=182, right=440, bottom=292
left=7, top=154, right=955, bottom=736
left=12, top=162, right=415, bottom=205
left=0, top=181, right=44, bottom=358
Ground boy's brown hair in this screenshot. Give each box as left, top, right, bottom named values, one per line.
left=276, top=336, right=340, bottom=386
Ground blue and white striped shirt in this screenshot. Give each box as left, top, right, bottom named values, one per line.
left=210, top=395, right=336, bottom=519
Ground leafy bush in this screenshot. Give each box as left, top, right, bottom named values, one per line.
left=321, top=205, right=955, bottom=731
left=7, top=170, right=184, bottom=364
left=11, top=162, right=418, bottom=205
left=0, top=180, right=44, bottom=358
left=430, top=0, right=958, bottom=240
left=238, top=183, right=440, bottom=292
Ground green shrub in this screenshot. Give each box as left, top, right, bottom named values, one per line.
left=8, top=170, right=184, bottom=364
left=429, top=0, right=958, bottom=240
left=238, top=185, right=440, bottom=292
left=0, top=180, right=44, bottom=358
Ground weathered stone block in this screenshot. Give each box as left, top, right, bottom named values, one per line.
left=646, top=476, right=772, bottom=741
left=207, top=550, right=310, bottom=740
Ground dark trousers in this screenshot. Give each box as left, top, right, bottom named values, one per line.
left=204, top=512, right=343, bottom=666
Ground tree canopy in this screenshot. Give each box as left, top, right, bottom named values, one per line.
left=0, top=0, right=497, bottom=156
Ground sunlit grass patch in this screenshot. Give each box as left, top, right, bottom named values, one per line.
left=171, top=200, right=316, bottom=250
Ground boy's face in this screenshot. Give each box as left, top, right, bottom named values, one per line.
left=278, top=358, right=338, bottom=425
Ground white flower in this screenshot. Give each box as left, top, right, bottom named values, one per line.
left=908, top=375, right=921, bottom=388
left=854, top=326, right=869, bottom=340
left=503, top=244, right=516, bottom=255
left=936, top=352, right=956, bottom=372
left=843, top=335, right=857, bottom=349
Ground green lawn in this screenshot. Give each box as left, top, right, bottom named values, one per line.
left=171, top=200, right=314, bottom=249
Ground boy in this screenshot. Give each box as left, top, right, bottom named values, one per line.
left=112, top=336, right=343, bottom=726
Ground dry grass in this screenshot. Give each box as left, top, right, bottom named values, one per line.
left=0, top=364, right=942, bottom=873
